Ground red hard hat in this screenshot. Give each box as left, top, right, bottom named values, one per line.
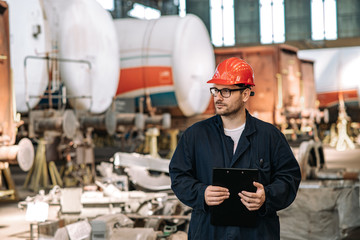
left=207, top=57, right=255, bottom=86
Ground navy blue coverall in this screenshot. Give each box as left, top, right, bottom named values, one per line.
left=169, top=111, right=301, bottom=239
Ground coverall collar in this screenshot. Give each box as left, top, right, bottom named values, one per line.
left=215, top=109, right=257, bottom=167
left=214, top=109, right=256, bottom=136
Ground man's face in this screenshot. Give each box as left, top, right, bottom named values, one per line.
left=212, top=84, right=246, bottom=117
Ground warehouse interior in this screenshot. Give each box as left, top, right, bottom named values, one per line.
left=1, top=0, right=360, bottom=239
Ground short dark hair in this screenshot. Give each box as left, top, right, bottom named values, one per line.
left=235, top=84, right=251, bottom=89
left=235, top=84, right=255, bottom=96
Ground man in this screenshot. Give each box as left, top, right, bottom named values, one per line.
left=169, top=57, right=301, bottom=239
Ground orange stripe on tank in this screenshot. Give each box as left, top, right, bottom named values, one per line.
left=317, top=89, right=358, bottom=107
left=116, top=66, right=173, bottom=95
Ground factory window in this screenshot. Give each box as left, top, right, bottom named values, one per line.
left=260, top=0, right=285, bottom=44
left=210, top=0, right=235, bottom=47
left=128, top=3, right=161, bottom=19
left=179, top=0, right=186, bottom=17
left=311, top=0, right=337, bottom=40
left=96, top=0, right=114, bottom=10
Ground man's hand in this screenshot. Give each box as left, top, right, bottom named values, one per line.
left=238, top=181, right=265, bottom=211
left=205, top=185, right=230, bottom=206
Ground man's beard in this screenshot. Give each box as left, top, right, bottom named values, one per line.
left=215, top=100, right=244, bottom=117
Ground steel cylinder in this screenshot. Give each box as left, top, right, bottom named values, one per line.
left=0, top=138, right=34, bottom=171
left=114, top=14, right=215, bottom=117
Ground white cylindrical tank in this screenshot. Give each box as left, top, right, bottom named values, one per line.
left=298, top=46, right=360, bottom=93
left=114, top=14, right=215, bottom=117
left=44, top=0, right=120, bottom=114
left=8, top=0, right=50, bottom=113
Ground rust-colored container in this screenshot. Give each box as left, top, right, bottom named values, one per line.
left=210, top=44, right=314, bottom=126
left=300, top=58, right=317, bottom=116
left=0, top=1, right=16, bottom=146
left=0, top=1, right=34, bottom=172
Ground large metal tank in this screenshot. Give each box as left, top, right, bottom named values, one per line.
left=43, top=0, right=120, bottom=114
left=298, top=47, right=360, bottom=122
left=114, top=14, right=215, bottom=117
left=7, top=0, right=50, bottom=113
left=298, top=46, right=360, bottom=95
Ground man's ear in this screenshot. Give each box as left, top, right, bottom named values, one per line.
left=242, top=88, right=251, bottom=102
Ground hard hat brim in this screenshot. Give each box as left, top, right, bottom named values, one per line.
left=207, top=78, right=255, bottom=86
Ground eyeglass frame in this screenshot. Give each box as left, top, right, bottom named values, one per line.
left=209, top=87, right=247, bottom=98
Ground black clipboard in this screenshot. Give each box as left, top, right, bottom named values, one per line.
left=210, top=168, right=259, bottom=227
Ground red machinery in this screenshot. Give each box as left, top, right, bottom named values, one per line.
left=0, top=1, right=34, bottom=201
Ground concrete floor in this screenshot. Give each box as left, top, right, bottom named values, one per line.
left=1, top=145, right=360, bottom=240
left=0, top=202, right=31, bottom=239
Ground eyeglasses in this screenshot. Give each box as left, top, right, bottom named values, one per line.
left=209, top=87, right=246, bottom=98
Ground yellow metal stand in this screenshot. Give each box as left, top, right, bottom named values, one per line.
left=23, top=139, right=62, bottom=192
left=147, top=128, right=161, bottom=158
left=166, top=129, right=179, bottom=159
left=0, top=161, right=18, bottom=201
left=140, top=128, right=162, bottom=158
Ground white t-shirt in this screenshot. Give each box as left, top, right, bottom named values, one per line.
left=224, top=123, right=245, bottom=153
